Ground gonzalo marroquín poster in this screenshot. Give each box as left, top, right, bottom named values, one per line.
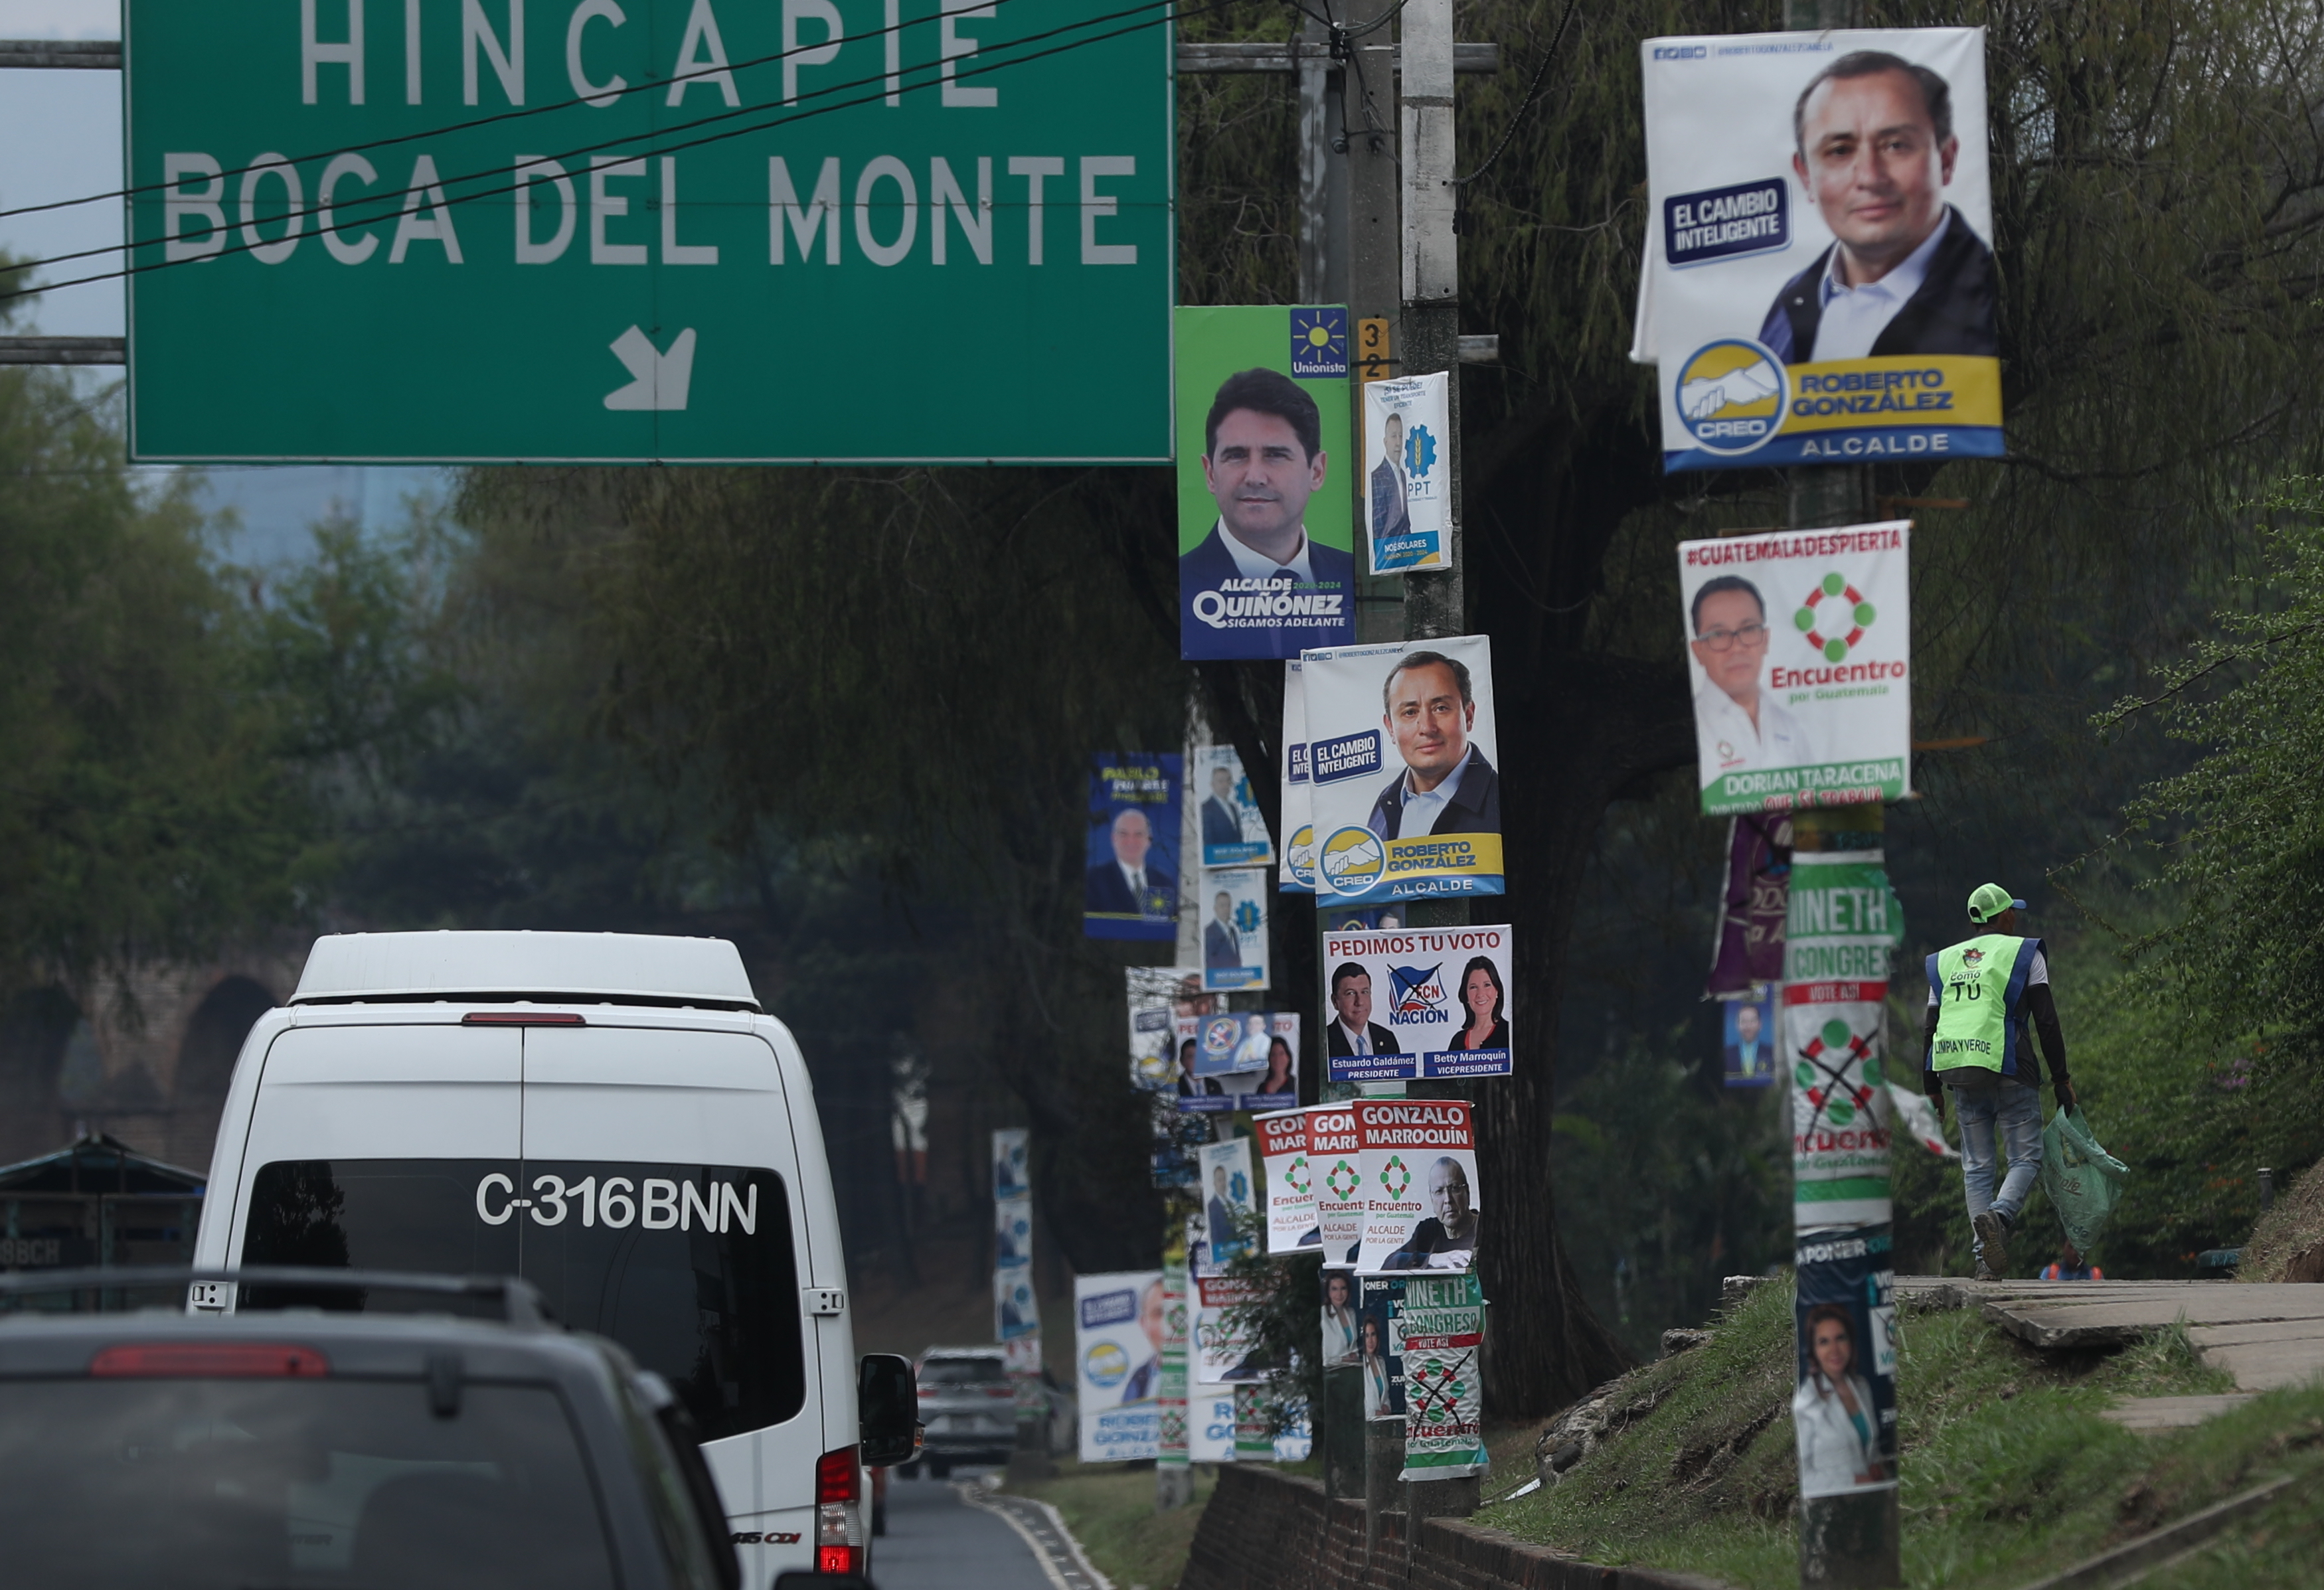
left=1635, top=29, right=1999, bottom=471
left=1679, top=522, right=1911, bottom=816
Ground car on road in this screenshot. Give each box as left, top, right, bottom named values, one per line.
left=0, top=1269, right=742, bottom=1590
left=905, top=1348, right=1077, bottom=1474
left=187, top=930, right=876, bottom=1585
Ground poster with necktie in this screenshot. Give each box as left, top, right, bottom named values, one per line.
left=1363, top=373, right=1451, bottom=574
left=1084, top=752, right=1183, bottom=940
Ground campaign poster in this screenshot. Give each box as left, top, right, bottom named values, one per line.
left=1085, top=752, right=1183, bottom=940
left=1195, top=743, right=1273, bottom=868
left=1078, top=1273, right=1171, bottom=1459
left=1175, top=305, right=1357, bottom=661
left=1398, top=1273, right=1488, bottom=1480
left=1355, top=1099, right=1479, bottom=1275
left=1234, top=1385, right=1276, bottom=1461
left=1721, top=991, right=1780, bottom=1089
left=1792, top=1226, right=1900, bottom=1498
left=1006, top=1333, right=1045, bottom=1417
left=1786, top=846, right=1904, bottom=1228
left=1280, top=660, right=1315, bottom=894
left=1199, top=868, right=1272, bottom=993
left=1198, top=1138, right=1257, bottom=1270
left=1634, top=29, right=1999, bottom=473
left=1323, top=905, right=1409, bottom=932
left=1158, top=1244, right=1191, bottom=1470
left=1129, top=967, right=1207, bottom=1093
left=995, top=1196, right=1035, bottom=1265
left=992, top=1129, right=1029, bottom=1200
left=1194, top=1272, right=1268, bottom=1384
left=995, top=1262, right=1040, bottom=1342
left=1191, top=1388, right=1239, bottom=1463
left=1177, top=1012, right=1300, bottom=1113
left=1321, top=1269, right=1361, bottom=1367
left=1303, top=636, right=1503, bottom=903
left=1321, top=925, right=1513, bottom=1083
left=1256, top=1108, right=1321, bottom=1255
left=1363, top=372, right=1452, bottom=574
left=1706, top=813, right=1793, bottom=996
left=1359, top=1275, right=1406, bottom=1420
left=1678, top=524, right=1912, bottom=816
left=1149, top=1095, right=1208, bottom=1190
left=1311, top=1105, right=1365, bottom=1267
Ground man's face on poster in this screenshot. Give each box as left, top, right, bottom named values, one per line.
left=1385, top=661, right=1473, bottom=785
left=1333, top=971, right=1372, bottom=1031
left=1110, top=809, right=1152, bottom=868
left=1691, top=588, right=1770, bottom=706
left=1138, top=1281, right=1166, bottom=1352
left=1737, top=1004, right=1762, bottom=1044
left=1214, top=892, right=1233, bottom=924
left=1211, top=766, right=1235, bottom=801
left=1213, top=1166, right=1229, bottom=1198
left=1794, top=66, right=1957, bottom=280
left=1203, top=408, right=1326, bottom=546
left=1382, top=412, right=1404, bottom=466
left=1428, top=1158, right=1471, bottom=1228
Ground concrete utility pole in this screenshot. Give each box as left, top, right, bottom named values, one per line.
left=1783, top=0, right=1898, bottom=1585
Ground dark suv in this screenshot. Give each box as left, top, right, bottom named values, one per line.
left=0, top=1269, right=916, bottom=1590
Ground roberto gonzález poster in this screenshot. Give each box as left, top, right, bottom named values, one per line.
left=1678, top=522, right=1911, bottom=816
left=1634, top=29, right=1999, bottom=472
left=1175, top=306, right=1357, bottom=659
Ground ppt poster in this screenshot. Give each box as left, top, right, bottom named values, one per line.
left=1678, top=523, right=1912, bottom=816
left=1195, top=743, right=1273, bottom=868
left=1321, top=925, right=1514, bottom=1083
left=1175, top=306, right=1357, bottom=660
left=1199, top=868, right=1273, bottom=993
left=1635, top=29, right=1999, bottom=472
left=1085, top=753, right=1183, bottom=939
left=1303, top=636, right=1502, bottom=903
left=1077, top=1271, right=1164, bottom=1461
left=1363, top=373, right=1452, bottom=574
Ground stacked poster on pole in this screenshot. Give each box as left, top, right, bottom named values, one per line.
left=1192, top=740, right=1273, bottom=994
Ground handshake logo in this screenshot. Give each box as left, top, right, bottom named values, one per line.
left=1675, top=339, right=1786, bottom=455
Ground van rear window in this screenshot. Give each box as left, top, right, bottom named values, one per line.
left=242, top=1160, right=805, bottom=1441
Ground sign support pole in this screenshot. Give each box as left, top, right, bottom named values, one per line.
left=1782, top=6, right=1899, bottom=1585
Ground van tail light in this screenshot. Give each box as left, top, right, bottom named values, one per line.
left=91, top=1343, right=329, bottom=1378
left=815, top=1444, right=863, bottom=1575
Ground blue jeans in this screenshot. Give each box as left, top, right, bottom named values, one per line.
left=1955, top=1083, right=2043, bottom=1252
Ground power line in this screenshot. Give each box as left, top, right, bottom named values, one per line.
left=1, top=0, right=1186, bottom=285
left=1451, top=0, right=1579, bottom=186
left=1, top=2, right=1208, bottom=305
left=0, top=0, right=1039, bottom=224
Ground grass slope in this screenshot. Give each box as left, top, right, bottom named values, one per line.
left=1481, top=1278, right=2324, bottom=1588
left=1006, top=1459, right=1218, bottom=1590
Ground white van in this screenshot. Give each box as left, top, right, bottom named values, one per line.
left=191, top=930, right=900, bottom=1585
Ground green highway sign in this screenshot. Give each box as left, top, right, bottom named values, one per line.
left=124, top=0, right=1173, bottom=463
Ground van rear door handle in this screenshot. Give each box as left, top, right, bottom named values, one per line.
left=803, top=1287, right=846, bottom=1316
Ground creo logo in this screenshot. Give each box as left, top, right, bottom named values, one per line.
left=1675, top=339, right=1785, bottom=455
left=1319, top=827, right=1384, bottom=892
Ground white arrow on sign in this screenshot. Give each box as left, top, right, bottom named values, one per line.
left=604, top=326, right=697, bottom=412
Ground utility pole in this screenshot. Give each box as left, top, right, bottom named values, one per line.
left=1782, top=1, right=1898, bottom=1586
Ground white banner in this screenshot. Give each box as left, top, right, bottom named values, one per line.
left=1194, top=742, right=1274, bottom=868
left=1363, top=373, right=1452, bottom=574
left=1301, top=636, right=1502, bottom=902
left=1198, top=1138, right=1256, bottom=1271
left=992, top=1129, right=1029, bottom=1200
left=1076, top=1271, right=1163, bottom=1462
left=1280, top=659, right=1316, bottom=893
left=1679, top=522, right=1912, bottom=816
left=995, top=1196, right=1033, bottom=1266
left=1255, top=1107, right=1321, bottom=1254
left=1199, top=867, right=1273, bottom=993
left=1194, top=1273, right=1268, bottom=1384
left=1321, top=925, right=1513, bottom=1083
left=1311, top=1104, right=1365, bottom=1267
left=1356, top=1099, right=1479, bottom=1274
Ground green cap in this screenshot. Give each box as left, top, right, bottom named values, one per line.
left=1967, top=883, right=2026, bottom=924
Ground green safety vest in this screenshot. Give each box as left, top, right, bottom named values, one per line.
left=1926, top=933, right=2044, bottom=1078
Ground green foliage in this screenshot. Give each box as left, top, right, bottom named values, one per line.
left=1548, top=1038, right=1791, bottom=1360
left=0, top=353, right=310, bottom=983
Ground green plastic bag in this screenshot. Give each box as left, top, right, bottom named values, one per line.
left=2039, top=1106, right=2129, bottom=1257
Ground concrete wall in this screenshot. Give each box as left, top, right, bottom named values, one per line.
left=1181, top=1465, right=1730, bottom=1590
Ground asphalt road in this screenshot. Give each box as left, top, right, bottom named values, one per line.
left=871, top=1469, right=1051, bottom=1590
